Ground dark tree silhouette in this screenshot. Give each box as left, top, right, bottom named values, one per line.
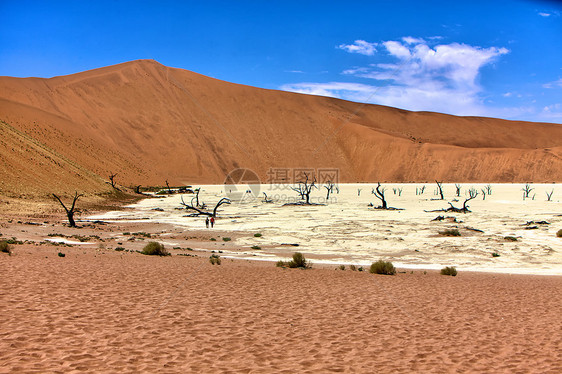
left=435, top=180, right=444, bottom=200
left=290, top=173, right=317, bottom=205
left=52, top=191, right=83, bottom=227
left=371, top=183, right=388, bottom=209
left=180, top=196, right=230, bottom=217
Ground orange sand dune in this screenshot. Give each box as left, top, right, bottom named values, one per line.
left=1, top=59, right=562, bottom=198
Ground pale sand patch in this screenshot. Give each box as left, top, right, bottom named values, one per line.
left=89, top=183, right=562, bottom=275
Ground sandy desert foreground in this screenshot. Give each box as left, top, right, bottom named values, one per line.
left=1, top=182, right=561, bottom=373
left=1, top=243, right=561, bottom=373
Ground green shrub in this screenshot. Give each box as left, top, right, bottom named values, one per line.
left=504, top=236, right=518, bottom=242
left=0, top=241, right=11, bottom=255
left=288, top=252, right=310, bottom=269
left=210, top=238, right=216, bottom=241
left=58, top=252, right=65, bottom=257
left=276, top=260, right=287, bottom=267
left=369, top=260, right=396, bottom=275
left=222, top=237, right=231, bottom=242
left=439, top=229, right=461, bottom=237
left=141, top=241, right=170, bottom=256
left=557, top=229, right=562, bottom=238
left=115, top=247, right=125, bottom=251
left=209, top=254, right=221, bottom=265
left=492, top=252, right=501, bottom=257
left=338, top=265, right=346, bottom=270
left=349, top=264, right=357, bottom=271
left=440, top=266, right=457, bottom=276
left=251, top=245, right=261, bottom=250
left=254, top=233, right=262, bottom=237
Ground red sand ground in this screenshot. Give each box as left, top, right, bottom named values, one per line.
left=1, top=217, right=560, bottom=373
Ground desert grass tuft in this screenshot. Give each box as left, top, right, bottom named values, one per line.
left=369, top=260, right=396, bottom=275
left=0, top=241, right=11, bottom=255
left=440, top=266, right=458, bottom=276
left=209, top=254, right=221, bottom=265
left=439, top=228, right=461, bottom=237
left=141, top=241, right=170, bottom=256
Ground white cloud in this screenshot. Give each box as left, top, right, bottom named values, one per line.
left=539, top=12, right=551, bottom=17
left=402, top=36, right=425, bottom=45
left=337, top=40, right=377, bottom=56
left=543, top=78, right=562, bottom=88
left=283, top=38, right=512, bottom=117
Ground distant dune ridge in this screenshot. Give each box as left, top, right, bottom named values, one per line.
left=1, top=59, right=561, bottom=197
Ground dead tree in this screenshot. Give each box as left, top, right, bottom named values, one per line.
left=324, top=181, right=336, bottom=199
left=485, top=184, right=492, bottom=195
left=481, top=188, right=487, bottom=200
left=262, top=192, right=273, bottom=203
left=371, top=183, right=388, bottom=209
left=289, top=173, right=317, bottom=205
left=180, top=196, right=230, bottom=217
left=134, top=185, right=142, bottom=194
left=546, top=190, right=554, bottom=202
left=52, top=192, right=83, bottom=227
left=108, top=172, right=120, bottom=191
left=426, top=189, right=477, bottom=213
left=435, top=180, right=444, bottom=200
left=191, top=188, right=203, bottom=208
left=357, top=188, right=362, bottom=196
left=455, top=184, right=462, bottom=197
left=522, top=183, right=534, bottom=199
left=165, top=180, right=173, bottom=194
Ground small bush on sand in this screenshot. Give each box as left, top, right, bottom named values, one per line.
left=492, top=252, right=501, bottom=257
left=288, top=252, right=310, bottom=269
left=339, top=264, right=346, bottom=270
left=369, top=260, right=396, bottom=275
left=0, top=241, right=11, bottom=255
left=115, top=247, right=125, bottom=251
left=349, top=264, right=357, bottom=271
left=504, top=236, right=518, bottom=242
left=439, top=229, right=461, bottom=237
left=276, top=260, right=286, bottom=267
left=557, top=229, right=562, bottom=238
left=222, top=237, right=231, bottom=242
left=254, top=233, right=262, bottom=237
left=440, top=266, right=457, bottom=276
left=251, top=245, right=261, bottom=250
left=209, top=254, right=221, bottom=265
left=141, top=241, right=170, bottom=256
left=58, top=252, right=65, bottom=257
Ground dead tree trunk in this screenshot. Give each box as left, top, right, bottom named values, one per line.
left=522, top=183, right=534, bottom=199
left=108, top=173, right=120, bottom=190
left=371, top=183, right=388, bottom=209
left=165, top=180, right=172, bottom=194
left=546, top=190, right=554, bottom=201
left=134, top=185, right=142, bottom=194
left=290, top=173, right=317, bottom=204
left=262, top=192, right=273, bottom=203
left=324, top=181, right=335, bottom=199
left=435, top=180, right=444, bottom=200
left=455, top=184, right=461, bottom=197
left=191, top=188, right=203, bottom=208
left=180, top=196, right=230, bottom=217
left=53, top=192, right=83, bottom=227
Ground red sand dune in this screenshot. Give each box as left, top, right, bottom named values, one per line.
left=1, top=59, right=561, bottom=197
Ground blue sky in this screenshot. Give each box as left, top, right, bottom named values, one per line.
left=1, top=0, right=561, bottom=123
